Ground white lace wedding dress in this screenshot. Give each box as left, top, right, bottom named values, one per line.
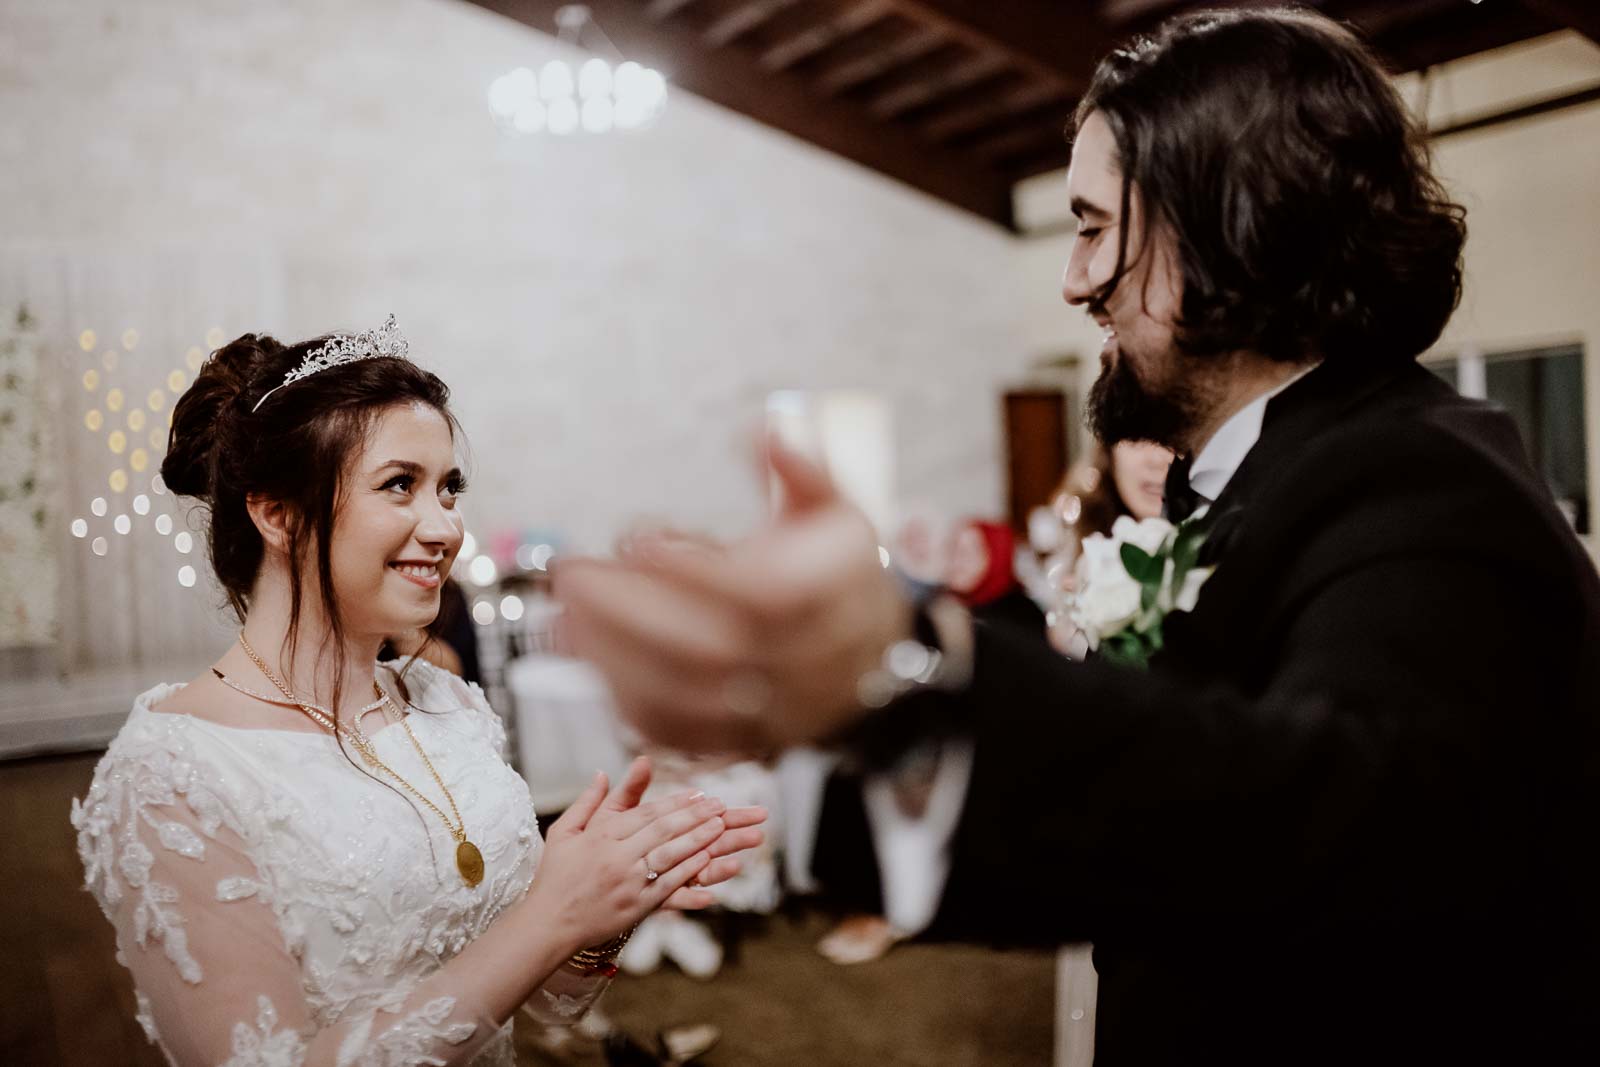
left=72, top=658, right=601, bottom=1067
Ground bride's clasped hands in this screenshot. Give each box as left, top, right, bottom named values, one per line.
left=523, top=754, right=767, bottom=960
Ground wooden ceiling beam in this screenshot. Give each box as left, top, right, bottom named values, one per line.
left=757, top=2, right=895, bottom=71
left=468, top=1, right=1562, bottom=231
left=886, top=66, right=1027, bottom=126
left=961, top=102, right=1077, bottom=156
left=468, top=0, right=1019, bottom=228
left=1100, top=0, right=1467, bottom=41
left=869, top=54, right=1010, bottom=119
left=840, top=40, right=968, bottom=103
left=646, top=0, right=704, bottom=21
left=728, top=0, right=853, bottom=55
left=1097, top=0, right=1183, bottom=26
left=923, top=83, right=1072, bottom=143
left=1100, top=0, right=1556, bottom=76
left=1097, top=0, right=1525, bottom=56
left=1326, top=0, right=1467, bottom=40
left=1004, top=144, right=1075, bottom=182
left=1518, top=0, right=1600, bottom=46
left=1102, top=0, right=1335, bottom=31
left=882, top=0, right=1119, bottom=93
left=973, top=123, right=1073, bottom=166
left=1376, top=3, right=1560, bottom=73
left=815, top=27, right=949, bottom=96
left=794, top=13, right=917, bottom=77
left=703, top=0, right=806, bottom=49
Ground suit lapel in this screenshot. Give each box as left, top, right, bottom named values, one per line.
left=1155, top=360, right=1414, bottom=679
left=1205, top=360, right=1408, bottom=526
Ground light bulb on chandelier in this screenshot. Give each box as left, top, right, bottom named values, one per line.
left=487, top=5, right=667, bottom=137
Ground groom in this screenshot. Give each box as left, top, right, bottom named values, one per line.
left=557, top=8, right=1600, bottom=1065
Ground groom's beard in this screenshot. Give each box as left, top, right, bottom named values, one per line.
left=1087, top=347, right=1198, bottom=449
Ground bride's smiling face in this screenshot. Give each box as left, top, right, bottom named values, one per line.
left=328, top=401, right=466, bottom=640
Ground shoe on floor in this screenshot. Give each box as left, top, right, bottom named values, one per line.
left=659, top=914, right=723, bottom=979
left=816, top=914, right=905, bottom=965
left=578, top=1006, right=616, bottom=1040
left=660, top=1022, right=720, bottom=1062
left=619, top=915, right=665, bottom=976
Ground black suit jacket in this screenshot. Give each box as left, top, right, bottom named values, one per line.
left=926, top=359, right=1600, bottom=1065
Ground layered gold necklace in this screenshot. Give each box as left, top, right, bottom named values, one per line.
left=229, top=634, right=485, bottom=887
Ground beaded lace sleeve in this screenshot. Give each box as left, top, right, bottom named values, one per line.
left=71, top=693, right=528, bottom=1067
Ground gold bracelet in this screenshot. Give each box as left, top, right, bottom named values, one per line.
left=565, top=924, right=638, bottom=977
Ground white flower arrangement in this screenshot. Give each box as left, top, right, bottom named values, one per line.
left=1069, top=511, right=1215, bottom=669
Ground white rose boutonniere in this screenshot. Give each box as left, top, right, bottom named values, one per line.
left=1069, top=510, right=1215, bottom=669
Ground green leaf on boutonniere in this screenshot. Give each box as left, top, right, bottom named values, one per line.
left=1100, top=632, right=1150, bottom=670
left=1168, top=516, right=1209, bottom=597
left=1120, top=543, right=1163, bottom=584
left=1172, top=524, right=1204, bottom=572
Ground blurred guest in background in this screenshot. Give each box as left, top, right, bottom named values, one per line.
left=1073, top=441, right=1171, bottom=533
left=943, top=519, right=1046, bottom=634
left=1028, top=442, right=1173, bottom=656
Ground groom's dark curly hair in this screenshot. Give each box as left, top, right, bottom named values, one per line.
left=1078, top=6, right=1467, bottom=366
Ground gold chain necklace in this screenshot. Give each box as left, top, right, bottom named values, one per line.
left=234, top=634, right=485, bottom=887
left=209, top=671, right=388, bottom=718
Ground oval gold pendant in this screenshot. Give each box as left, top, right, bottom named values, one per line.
left=456, top=840, right=485, bottom=887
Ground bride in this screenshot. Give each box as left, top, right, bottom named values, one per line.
left=71, top=316, right=766, bottom=1066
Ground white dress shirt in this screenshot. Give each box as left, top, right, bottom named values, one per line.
left=1186, top=364, right=1316, bottom=506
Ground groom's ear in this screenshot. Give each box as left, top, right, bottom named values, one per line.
left=245, top=494, right=295, bottom=556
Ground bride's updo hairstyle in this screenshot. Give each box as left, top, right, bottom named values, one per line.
left=161, top=328, right=461, bottom=715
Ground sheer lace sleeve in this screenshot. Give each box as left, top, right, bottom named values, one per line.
left=71, top=712, right=529, bottom=1067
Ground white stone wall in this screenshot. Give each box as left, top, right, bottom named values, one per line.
left=0, top=0, right=1034, bottom=552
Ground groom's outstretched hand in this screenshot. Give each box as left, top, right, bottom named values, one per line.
left=555, top=440, right=912, bottom=754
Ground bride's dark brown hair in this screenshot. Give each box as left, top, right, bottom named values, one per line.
left=161, top=329, right=464, bottom=723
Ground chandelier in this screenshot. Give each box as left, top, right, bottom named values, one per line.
left=488, top=4, right=667, bottom=136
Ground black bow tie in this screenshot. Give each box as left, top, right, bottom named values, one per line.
left=1163, top=455, right=1201, bottom=523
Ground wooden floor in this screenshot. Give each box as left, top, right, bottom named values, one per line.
left=1, top=751, right=169, bottom=1066
left=2, top=751, right=1055, bottom=1066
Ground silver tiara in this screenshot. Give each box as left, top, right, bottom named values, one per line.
left=252, top=314, right=411, bottom=412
